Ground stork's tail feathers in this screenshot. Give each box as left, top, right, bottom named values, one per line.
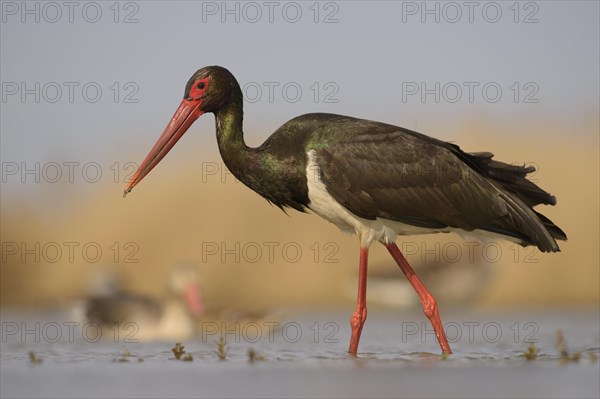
left=466, top=152, right=567, bottom=253
left=534, top=210, right=568, bottom=242
left=498, top=191, right=564, bottom=253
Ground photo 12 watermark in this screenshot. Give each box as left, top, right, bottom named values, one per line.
left=1, top=241, right=140, bottom=264
left=1, top=1, right=140, bottom=24
left=398, top=240, right=540, bottom=264
left=1, top=161, right=141, bottom=184
left=199, top=1, right=340, bottom=24
left=401, top=81, right=540, bottom=104
left=401, top=320, right=539, bottom=345
left=201, top=241, right=339, bottom=264
left=1, top=82, right=140, bottom=104
left=400, top=1, right=540, bottom=24
left=200, top=320, right=340, bottom=344
left=1, top=321, right=139, bottom=344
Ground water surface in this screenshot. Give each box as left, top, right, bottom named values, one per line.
left=1, top=309, right=598, bottom=398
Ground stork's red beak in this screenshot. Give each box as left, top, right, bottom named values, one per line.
left=124, top=98, right=204, bottom=196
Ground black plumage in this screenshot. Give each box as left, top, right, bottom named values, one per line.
left=234, top=112, right=566, bottom=252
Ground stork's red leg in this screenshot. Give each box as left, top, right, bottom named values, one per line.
left=386, top=242, right=452, bottom=354
left=348, top=247, right=369, bottom=356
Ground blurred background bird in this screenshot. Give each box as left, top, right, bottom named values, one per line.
left=73, top=264, right=203, bottom=341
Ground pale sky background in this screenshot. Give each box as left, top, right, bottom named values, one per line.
left=1, top=0, right=599, bottom=201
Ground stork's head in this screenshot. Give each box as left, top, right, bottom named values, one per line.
left=124, top=66, right=239, bottom=196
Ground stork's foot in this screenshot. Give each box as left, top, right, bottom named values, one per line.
left=348, top=247, right=369, bottom=356
left=348, top=306, right=367, bottom=356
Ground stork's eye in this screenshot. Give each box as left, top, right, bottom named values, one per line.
left=189, top=78, right=208, bottom=98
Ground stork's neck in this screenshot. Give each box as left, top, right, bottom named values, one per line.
left=213, top=89, right=309, bottom=211
left=214, top=94, right=258, bottom=183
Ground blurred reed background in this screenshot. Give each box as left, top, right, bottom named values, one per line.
left=2, top=118, right=598, bottom=312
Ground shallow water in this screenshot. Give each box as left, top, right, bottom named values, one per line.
left=1, top=309, right=599, bottom=398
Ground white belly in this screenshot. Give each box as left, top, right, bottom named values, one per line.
left=306, top=150, right=449, bottom=248
left=305, top=150, right=520, bottom=248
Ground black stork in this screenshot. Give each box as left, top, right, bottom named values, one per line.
left=124, top=66, right=566, bottom=355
